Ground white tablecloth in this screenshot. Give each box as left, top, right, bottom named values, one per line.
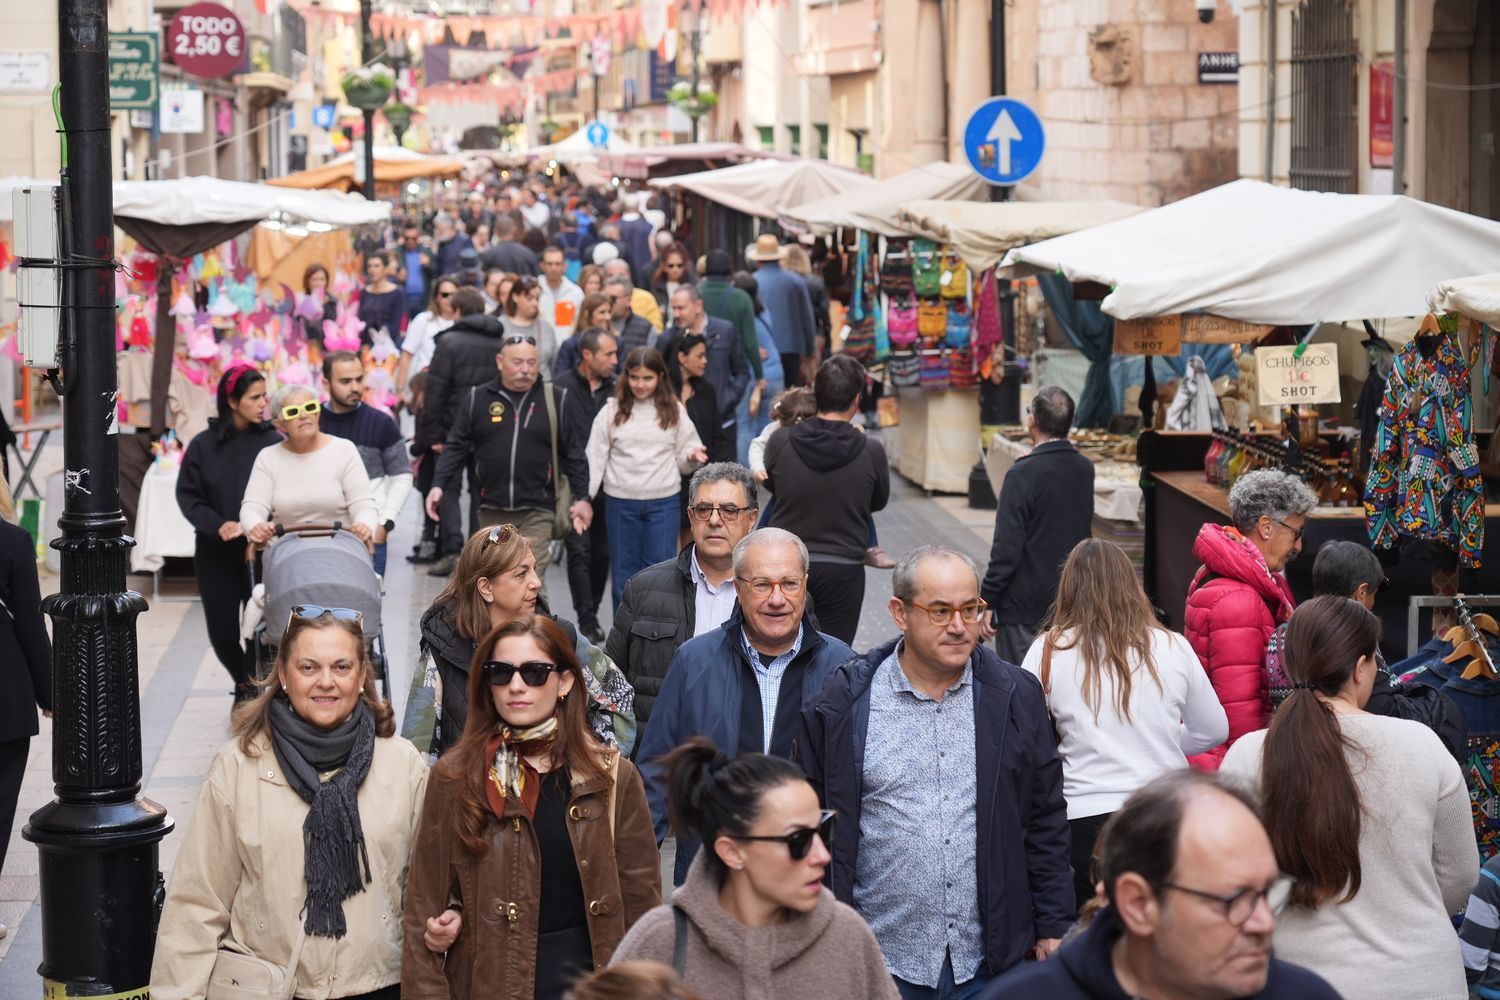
left=985, top=437, right=1143, bottom=523
left=131, top=465, right=197, bottom=573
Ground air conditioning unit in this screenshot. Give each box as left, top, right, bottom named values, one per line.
left=12, top=183, right=61, bottom=370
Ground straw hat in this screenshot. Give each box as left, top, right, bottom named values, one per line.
left=746, top=234, right=785, bottom=262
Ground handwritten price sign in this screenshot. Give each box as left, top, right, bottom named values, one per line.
left=1113, top=316, right=1182, bottom=356
left=167, top=2, right=246, bottom=80
left=1255, top=343, right=1342, bottom=406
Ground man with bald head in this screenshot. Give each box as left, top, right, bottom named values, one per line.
left=635, top=527, right=856, bottom=884
left=982, top=770, right=1339, bottom=999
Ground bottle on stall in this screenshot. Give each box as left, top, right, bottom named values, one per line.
left=1216, top=433, right=1237, bottom=487
left=1205, top=432, right=1226, bottom=485
left=1228, top=435, right=1253, bottom=487
left=1331, top=458, right=1358, bottom=507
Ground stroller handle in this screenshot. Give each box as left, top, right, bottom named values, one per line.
left=246, top=521, right=376, bottom=560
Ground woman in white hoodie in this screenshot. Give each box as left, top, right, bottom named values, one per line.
left=588, top=346, right=707, bottom=611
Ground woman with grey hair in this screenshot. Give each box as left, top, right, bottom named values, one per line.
left=1182, top=468, right=1318, bottom=770
left=239, top=383, right=378, bottom=547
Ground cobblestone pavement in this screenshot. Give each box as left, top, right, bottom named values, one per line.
left=0, top=427, right=999, bottom=988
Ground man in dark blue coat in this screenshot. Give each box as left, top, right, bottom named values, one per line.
left=799, top=545, right=1074, bottom=997
left=637, top=527, right=855, bottom=885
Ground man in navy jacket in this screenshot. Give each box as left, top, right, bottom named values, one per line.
left=637, top=527, right=855, bottom=885
left=799, top=545, right=1074, bottom=994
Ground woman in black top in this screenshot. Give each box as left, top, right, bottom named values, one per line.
left=300, top=263, right=338, bottom=348
left=0, top=480, right=51, bottom=940
left=357, top=250, right=405, bottom=346
left=175, top=366, right=281, bottom=701
left=668, top=334, right=730, bottom=540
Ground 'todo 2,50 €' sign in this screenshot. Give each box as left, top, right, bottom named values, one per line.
left=166, top=2, right=246, bottom=80
left=1256, top=343, right=1341, bottom=406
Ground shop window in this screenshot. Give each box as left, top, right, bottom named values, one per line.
left=756, top=125, right=774, bottom=150
left=788, top=125, right=801, bottom=154
left=816, top=124, right=829, bottom=159
left=1289, top=0, right=1358, bottom=193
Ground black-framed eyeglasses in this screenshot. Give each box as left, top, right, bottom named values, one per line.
left=730, top=810, right=836, bottom=861
left=288, top=605, right=363, bottom=629
left=436, top=291, right=454, bottom=299
left=483, top=659, right=559, bottom=687
left=687, top=502, right=757, bottom=523
left=1161, top=874, right=1295, bottom=926
left=906, top=599, right=989, bottom=626
left=1270, top=518, right=1305, bottom=543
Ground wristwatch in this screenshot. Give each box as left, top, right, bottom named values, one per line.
left=383, top=519, right=396, bottom=533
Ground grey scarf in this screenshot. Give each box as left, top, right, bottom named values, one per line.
left=268, top=697, right=375, bottom=939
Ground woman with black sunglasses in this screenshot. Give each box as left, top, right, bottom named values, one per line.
left=403, top=615, right=660, bottom=1000
left=611, top=736, right=898, bottom=1000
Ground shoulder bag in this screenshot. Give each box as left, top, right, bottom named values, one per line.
left=206, top=928, right=307, bottom=1000
left=543, top=384, right=573, bottom=540
left=1039, top=632, right=1062, bottom=746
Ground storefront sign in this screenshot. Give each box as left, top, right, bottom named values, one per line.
left=1371, top=60, right=1394, bottom=168
left=1197, top=52, right=1239, bottom=85
left=1113, top=316, right=1182, bottom=355
left=1181, top=314, right=1274, bottom=344
left=108, top=33, right=159, bottom=110
left=1256, top=344, right=1341, bottom=406
left=0, top=52, right=51, bottom=92
left=167, top=2, right=247, bottom=80
left=160, top=88, right=205, bottom=134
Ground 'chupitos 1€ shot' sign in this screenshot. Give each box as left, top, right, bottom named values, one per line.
left=1256, top=343, right=1341, bottom=406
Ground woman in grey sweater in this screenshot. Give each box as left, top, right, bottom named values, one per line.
left=612, top=738, right=897, bottom=1000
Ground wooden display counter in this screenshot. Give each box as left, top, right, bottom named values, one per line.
left=894, top=387, right=980, bottom=494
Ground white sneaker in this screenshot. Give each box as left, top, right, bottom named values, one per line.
left=0, top=923, right=9, bottom=939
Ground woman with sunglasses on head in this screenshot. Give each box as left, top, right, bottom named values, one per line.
left=611, top=736, right=897, bottom=1000
left=586, top=346, right=707, bottom=611
left=240, top=384, right=379, bottom=548
left=1221, top=595, right=1477, bottom=1000
left=151, top=607, right=430, bottom=1000
left=177, top=365, right=283, bottom=704
left=419, top=523, right=637, bottom=759
left=403, top=615, right=660, bottom=1000
left=397, top=275, right=461, bottom=399
left=502, top=276, right=558, bottom=380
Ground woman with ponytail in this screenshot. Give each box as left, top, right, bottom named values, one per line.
left=611, top=737, right=897, bottom=1000
left=1222, top=595, right=1476, bottom=999
left=176, top=365, right=281, bottom=702
left=403, top=615, right=659, bottom=1000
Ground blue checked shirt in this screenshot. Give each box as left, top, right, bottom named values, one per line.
left=689, top=550, right=739, bottom=638
left=739, top=623, right=804, bottom=754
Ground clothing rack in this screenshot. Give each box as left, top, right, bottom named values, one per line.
left=1407, top=595, right=1500, bottom=656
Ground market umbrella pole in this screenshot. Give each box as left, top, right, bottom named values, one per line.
left=23, top=0, right=173, bottom=992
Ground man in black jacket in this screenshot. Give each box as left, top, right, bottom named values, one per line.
left=555, top=328, right=618, bottom=642
left=414, top=288, right=503, bottom=573
left=423, top=332, right=592, bottom=581
left=766, top=355, right=890, bottom=646
left=479, top=214, right=539, bottom=276
left=981, top=385, right=1094, bottom=663
left=605, top=462, right=759, bottom=739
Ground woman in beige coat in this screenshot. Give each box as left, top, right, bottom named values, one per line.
left=151, top=607, right=434, bottom=1000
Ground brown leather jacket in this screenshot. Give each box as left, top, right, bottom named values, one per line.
left=401, top=750, right=661, bottom=999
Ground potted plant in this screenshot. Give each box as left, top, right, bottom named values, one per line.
left=667, top=80, right=718, bottom=120
left=342, top=63, right=395, bottom=111
left=383, top=101, right=414, bottom=143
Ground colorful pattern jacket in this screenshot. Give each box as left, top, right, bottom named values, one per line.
left=1364, top=333, right=1485, bottom=567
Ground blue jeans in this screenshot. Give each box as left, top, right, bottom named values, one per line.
left=892, top=953, right=993, bottom=1000
left=606, top=494, right=679, bottom=610
left=373, top=542, right=387, bottom=577
left=737, top=378, right=783, bottom=466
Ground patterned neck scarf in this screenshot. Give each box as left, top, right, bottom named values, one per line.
left=485, top=717, right=559, bottom=820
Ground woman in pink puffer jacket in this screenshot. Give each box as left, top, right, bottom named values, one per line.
left=1183, top=469, right=1318, bottom=769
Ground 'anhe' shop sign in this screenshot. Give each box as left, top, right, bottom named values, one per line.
left=1256, top=344, right=1341, bottom=406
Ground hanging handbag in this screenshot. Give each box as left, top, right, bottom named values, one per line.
left=972, top=267, right=1003, bottom=356
left=949, top=347, right=977, bottom=389
left=918, top=350, right=951, bottom=391
left=917, top=300, right=947, bottom=340
left=944, top=301, right=972, bottom=349
left=880, top=241, right=913, bottom=296
left=841, top=315, right=877, bottom=364
left=206, top=929, right=307, bottom=1000
left=888, top=351, right=921, bottom=387
left=887, top=296, right=919, bottom=346
left=940, top=251, right=970, bottom=299
left=912, top=239, right=942, bottom=298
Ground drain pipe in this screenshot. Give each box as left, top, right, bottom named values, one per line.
left=1264, top=0, right=1276, bottom=181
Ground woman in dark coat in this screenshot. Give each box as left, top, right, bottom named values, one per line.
left=176, top=365, right=281, bottom=702
left=0, top=480, right=51, bottom=940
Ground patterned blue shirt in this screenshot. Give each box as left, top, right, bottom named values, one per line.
left=739, top=623, right=804, bottom=754
left=853, top=643, right=982, bottom=987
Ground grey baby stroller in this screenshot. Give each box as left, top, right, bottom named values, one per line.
left=248, top=523, right=388, bottom=695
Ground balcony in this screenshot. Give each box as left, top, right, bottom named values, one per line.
left=790, top=0, right=879, bottom=77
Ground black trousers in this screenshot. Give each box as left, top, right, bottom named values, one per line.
left=1070, top=812, right=1113, bottom=906
left=565, top=494, right=610, bottom=628
left=0, top=738, right=29, bottom=876
left=415, top=449, right=439, bottom=545
left=808, top=561, right=865, bottom=647
left=438, top=462, right=481, bottom=556
left=780, top=352, right=805, bottom=387
left=195, top=536, right=253, bottom=686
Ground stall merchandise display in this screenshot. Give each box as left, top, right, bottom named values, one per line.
left=878, top=238, right=978, bottom=393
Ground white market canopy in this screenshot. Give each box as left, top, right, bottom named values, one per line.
left=780, top=161, right=988, bottom=238
left=527, top=128, right=642, bottom=163
left=650, top=158, right=875, bottom=219
left=1428, top=272, right=1500, bottom=327
left=1001, top=179, right=1500, bottom=325
left=899, top=197, right=1146, bottom=272
left=112, top=176, right=391, bottom=228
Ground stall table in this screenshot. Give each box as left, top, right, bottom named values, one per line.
left=895, top=387, right=981, bottom=494
left=131, top=465, right=197, bottom=597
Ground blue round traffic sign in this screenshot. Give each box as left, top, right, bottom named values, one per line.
left=962, top=97, right=1045, bottom=186
left=585, top=121, right=610, bottom=149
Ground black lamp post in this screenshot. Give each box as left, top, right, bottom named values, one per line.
left=23, top=0, right=173, bottom=993
left=360, top=0, right=376, bottom=200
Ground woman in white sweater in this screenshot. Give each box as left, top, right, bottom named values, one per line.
left=239, top=384, right=379, bottom=545
left=588, top=346, right=706, bottom=610
left=1021, top=539, right=1227, bottom=905
left=1221, top=595, right=1477, bottom=1000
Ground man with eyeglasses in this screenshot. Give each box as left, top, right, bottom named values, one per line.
left=603, top=274, right=658, bottom=370
left=637, top=527, right=855, bottom=885
left=606, top=463, right=759, bottom=737
left=603, top=258, right=665, bottom=333
left=800, top=545, right=1072, bottom=998
left=981, top=770, right=1338, bottom=999
left=659, top=285, right=750, bottom=445
left=555, top=328, right=619, bottom=643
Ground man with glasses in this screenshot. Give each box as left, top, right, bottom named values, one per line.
left=800, top=545, right=1073, bottom=998
left=607, top=463, right=758, bottom=736
left=603, top=274, right=658, bottom=369
left=603, top=258, right=664, bottom=333
left=981, top=385, right=1094, bottom=665
left=636, top=527, right=855, bottom=885
left=981, top=770, right=1337, bottom=999
left=395, top=223, right=434, bottom=320
left=659, top=285, right=751, bottom=446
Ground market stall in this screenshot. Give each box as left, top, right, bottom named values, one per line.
left=264, top=145, right=466, bottom=193
left=779, top=161, right=987, bottom=237
left=1000, top=179, right=1500, bottom=649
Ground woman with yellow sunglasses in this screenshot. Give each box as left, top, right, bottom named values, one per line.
left=240, top=383, right=379, bottom=547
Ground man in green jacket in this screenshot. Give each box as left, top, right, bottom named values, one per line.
left=700, top=249, right=764, bottom=387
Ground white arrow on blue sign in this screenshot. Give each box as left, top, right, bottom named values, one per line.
left=585, top=121, right=610, bottom=149
left=962, top=97, right=1045, bottom=186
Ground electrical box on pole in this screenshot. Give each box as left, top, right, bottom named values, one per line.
left=12, top=183, right=62, bottom=369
